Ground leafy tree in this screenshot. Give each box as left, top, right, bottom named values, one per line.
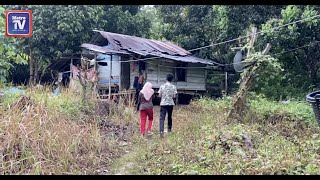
left=0, top=6, right=27, bottom=83
left=4, top=5, right=151, bottom=85
left=138, top=6, right=169, bottom=40
left=255, top=5, right=320, bottom=99
left=156, top=5, right=283, bottom=62
left=154, top=5, right=284, bottom=95
left=100, top=5, right=151, bottom=37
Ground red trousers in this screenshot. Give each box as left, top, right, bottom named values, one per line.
left=140, top=109, right=154, bottom=135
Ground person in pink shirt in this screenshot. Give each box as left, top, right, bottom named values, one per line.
left=136, top=82, right=155, bottom=137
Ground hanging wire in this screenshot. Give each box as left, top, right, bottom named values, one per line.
left=188, top=14, right=320, bottom=52
left=119, top=40, right=320, bottom=70
left=77, top=40, right=320, bottom=71
left=273, top=40, right=320, bottom=56
left=220, top=40, right=320, bottom=67
left=116, top=14, right=320, bottom=65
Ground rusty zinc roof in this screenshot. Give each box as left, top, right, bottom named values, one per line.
left=81, top=43, right=130, bottom=55
left=84, top=30, right=222, bottom=66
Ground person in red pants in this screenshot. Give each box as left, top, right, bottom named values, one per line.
left=136, top=82, right=155, bottom=137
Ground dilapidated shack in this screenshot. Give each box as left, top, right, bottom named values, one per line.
left=49, top=30, right=224, bottom=103
left=81, top=30, right=222, bottom=100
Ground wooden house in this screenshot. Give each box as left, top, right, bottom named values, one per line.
left=81, top=30, right=222, bottom=100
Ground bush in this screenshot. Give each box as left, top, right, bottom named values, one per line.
left=0, top=86, right=135, bottom=174
left=121, top=96, right=320, bottom=175
left=249, top=94, right=316, bottom=125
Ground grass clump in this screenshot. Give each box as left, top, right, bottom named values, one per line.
left=115, top=96, right=320, bottom=175
left=0, top=86, right=137, bottom=174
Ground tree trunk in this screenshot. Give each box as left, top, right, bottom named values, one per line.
left=28, top=41, right=36, bottom=86
left=28, top=53, right=34, bottom=86
left=33, top=58, right=39, bottom=85
left=310, top=67, right=318, bottom=87
left=78, top=65, right=88, bottom=104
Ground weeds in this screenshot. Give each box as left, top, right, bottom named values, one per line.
left=1, top=86, right=320, bottom=174
left=122, top=96, right=320, bottom=175
left=0, top=86, right=137, bottom=174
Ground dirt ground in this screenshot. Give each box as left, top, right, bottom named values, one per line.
left=107, top=105, right=192, bottom=175
left=143, top=105, right=187, bottom=135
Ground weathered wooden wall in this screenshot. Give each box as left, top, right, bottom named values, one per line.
left=90, top=55, right=207, bottom=93
left=143, top=59, right=207, bottom=92
left=129, top=58, right=140, bottom=89
left=96, top=44, right=121, bottom=88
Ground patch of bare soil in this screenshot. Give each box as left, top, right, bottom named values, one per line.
left=10, top=95, right=33, bottom=111
left=100, top=121, right=135, bottom=142
left=94, top=120, right=136, bottom=175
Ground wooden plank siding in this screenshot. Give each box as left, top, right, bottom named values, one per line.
left=144, top=59, right=207, bottom=91
left=129, top=57, right=140, bottom=89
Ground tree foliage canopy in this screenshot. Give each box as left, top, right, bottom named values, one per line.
left=1, top=5, right=320, bottom=99
left=0, top=6, right=28, bottom=82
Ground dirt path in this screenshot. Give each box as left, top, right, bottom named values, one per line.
left=110, top=106, right=183, bottom=175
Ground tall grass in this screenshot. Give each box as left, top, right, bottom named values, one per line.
left=2, top=85, right=320, bottom=174
left=120, top=96, right=320, bottom=175
left=0, top=86, right=136, bottom=174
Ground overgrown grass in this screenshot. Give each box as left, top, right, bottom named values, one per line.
left=1, top=85, right=320, bottom=174
left=249, top=94, right=315, bottom=124
left=0, top=86, right=136, bottom=174
left=116, top=96, right=320, bottom=175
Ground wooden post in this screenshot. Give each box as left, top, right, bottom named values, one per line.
left=175, top=93, right=179, bottom=105
left=70, top=55, right=73, bottom=78
left=94, top=52, right=97, bottom=71
left=247, top=27, right=257, bottom=56
left=204, top=65, right=208, bottom=90
left=225, top=71, right=228, bottom=94
left=119, top=56, right=122, bottom=91
left=93, top=52, right=97, bottom=96
left=108, top=54, right=113, bottom=101
left=226, top=43, right=271, bottom=121
left=226, top=27, right=271, bottom=121
left=174, top=62, right=178, bottom=86
left=157, top=61, right=160, bottom=84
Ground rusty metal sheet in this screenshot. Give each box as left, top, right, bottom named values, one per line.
left=154, top=54, right=223, bottom=66
left=91, top=30, right=222, bottom=66
left=162, top=41, right=190, bottom=55
left=95, top=30, right=191, bottom=56
left=80, top=43, right=130, bottom=55
left=150, top=40, right=189, bottom=55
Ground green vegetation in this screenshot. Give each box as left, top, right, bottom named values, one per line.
left=0, top=88, right=136, bottom=174
left=110, top=97, right=320, bottom=175
left=1, top=5, right=320, bottom=175
left=0, top=86, right=319, bottom=174
left=0, top=7, right=28, bottom=82
left=1, top=5, right=320, bottom=99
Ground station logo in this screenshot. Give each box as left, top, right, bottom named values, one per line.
left=6, top=10, right=32, bottom=37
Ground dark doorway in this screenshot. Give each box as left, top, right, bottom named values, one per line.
left=176, top=62, right=187, bottom=82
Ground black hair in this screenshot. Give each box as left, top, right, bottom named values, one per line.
left=166, top=73, right=174, bottom=82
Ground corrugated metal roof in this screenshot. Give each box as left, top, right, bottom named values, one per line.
left=155, top=54, right=222, bottom=66
left=80, top=43, right=130, bottom=55
left=84, top=30, right=223, bottom=66
left=94, top=30, right=190, bottom=56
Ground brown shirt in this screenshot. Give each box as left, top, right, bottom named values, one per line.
left=137, top=92, right=154, bottom=111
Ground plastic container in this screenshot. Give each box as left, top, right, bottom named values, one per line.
left=306, top=90, right=320, bottom=125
